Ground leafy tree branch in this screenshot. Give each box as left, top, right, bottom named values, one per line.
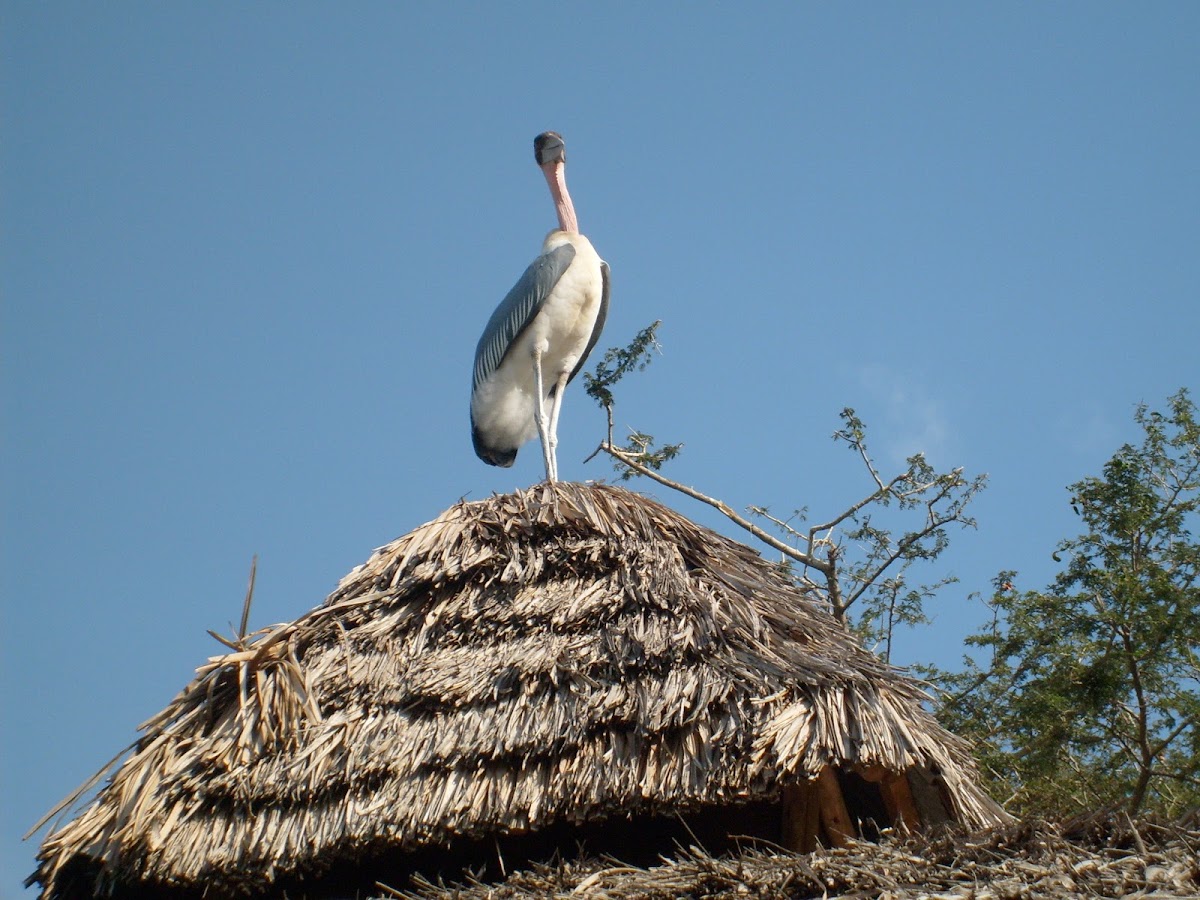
left=938, top=389, right=1200, bottom=817
left=585, top=324, right=984, bottom=655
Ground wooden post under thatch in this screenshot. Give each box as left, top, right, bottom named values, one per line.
left=858, top=763, right=923, bottom=833
left=906, top=764, right=958, bottom=828
left=815, top=766, right=855, bottom=847
left=781, top=780, right=820, bottom=852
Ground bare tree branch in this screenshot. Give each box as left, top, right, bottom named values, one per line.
left=596, top=441, right=833, bottom=576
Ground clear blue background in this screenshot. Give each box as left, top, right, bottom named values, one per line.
left=4, top=2, right=1197, bottom=893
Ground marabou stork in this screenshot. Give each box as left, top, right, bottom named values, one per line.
left=470, top=132, right=610, bottom=483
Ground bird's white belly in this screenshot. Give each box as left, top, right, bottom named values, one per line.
left=529, top=262, right=603, bottom=374
left=471, top=236, right=604, bottom=450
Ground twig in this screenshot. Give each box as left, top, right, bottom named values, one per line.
left=597, top=442, right=832, bottom=576
left=239, top=555, right=257, bottom=640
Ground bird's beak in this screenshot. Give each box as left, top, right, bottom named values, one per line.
left=534, top=131, right=566, bottom=167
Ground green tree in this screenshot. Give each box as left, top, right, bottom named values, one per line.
left=939, top=389, right=1200, bottom=816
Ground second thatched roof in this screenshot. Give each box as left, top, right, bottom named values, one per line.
left=31, top=481, right=1008, bottom=898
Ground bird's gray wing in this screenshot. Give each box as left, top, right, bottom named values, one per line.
left=473, top=243, right=576, bottom=392
left=568, top=259, right=610, bottom=383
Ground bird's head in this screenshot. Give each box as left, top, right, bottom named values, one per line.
left=534, top=131, right=578, bottom=234
left=534, top=131, right=567, bottom=167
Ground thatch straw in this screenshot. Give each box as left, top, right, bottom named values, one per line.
left=29, top=482, right=1009, bottom=898
left=394, top=816, right=1200, bottom=899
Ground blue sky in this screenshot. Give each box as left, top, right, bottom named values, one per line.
left=3, top=2, right=1198, bottom=892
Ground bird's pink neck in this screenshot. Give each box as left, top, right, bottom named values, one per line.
left=541, top=162, right=579, bottom=234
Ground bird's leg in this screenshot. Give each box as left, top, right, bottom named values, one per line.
left=532, top=347, right=555, bottom=483
left=546, top=371, right=570, bottom=483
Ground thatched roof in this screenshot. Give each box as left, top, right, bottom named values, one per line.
left=30, top=482, right=1008, bottom=898
left=398, top=815, right=1200, bottom=899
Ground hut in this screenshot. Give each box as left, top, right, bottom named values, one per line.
left=29, top=482, right=1010, bottom=899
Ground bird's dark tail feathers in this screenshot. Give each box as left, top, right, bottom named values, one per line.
left=471, top=424, right=518, bottom=468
